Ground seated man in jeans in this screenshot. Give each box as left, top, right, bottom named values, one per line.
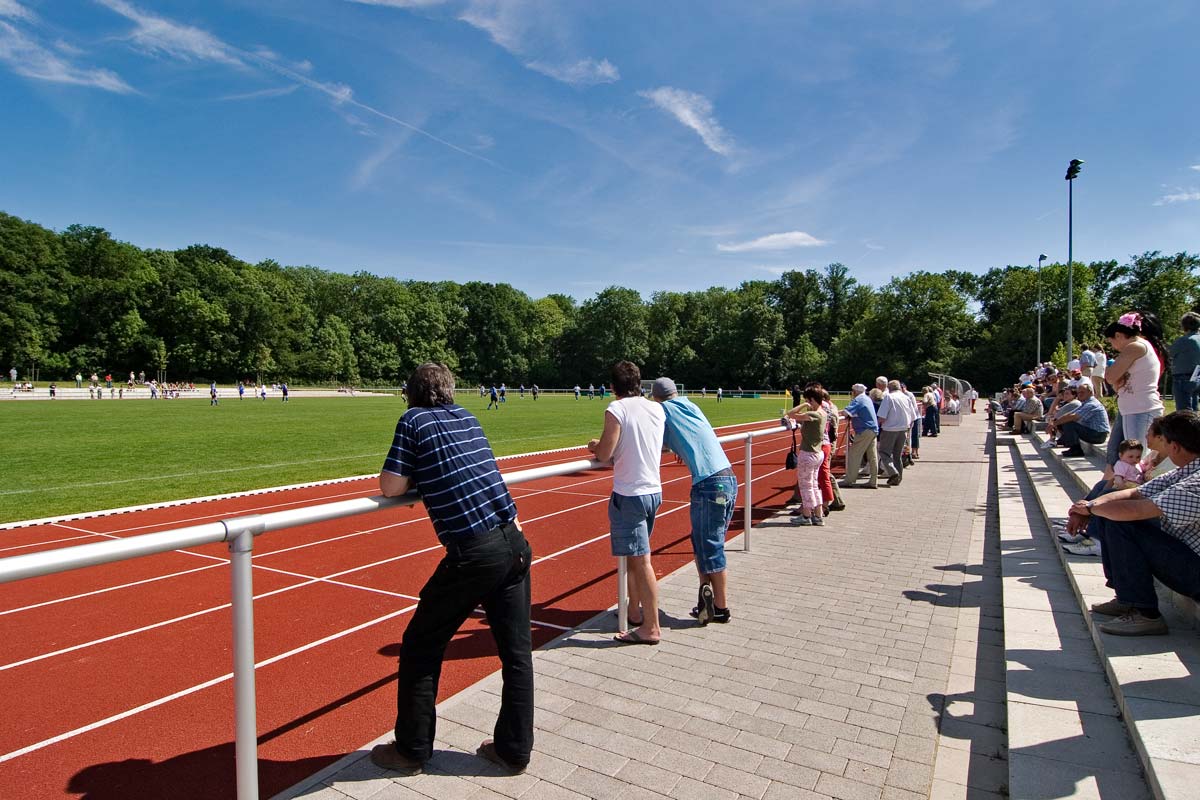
left=1054, top=382, right=1110, bottom=456
left=1066, top=411, right=1200, bottom=636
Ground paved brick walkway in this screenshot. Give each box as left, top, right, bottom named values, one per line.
left=282, top=414, right=995, bottom=800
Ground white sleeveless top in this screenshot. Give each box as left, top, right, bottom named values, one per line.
left=1118, top=342, right=1164, bottom=415
left=606, top=397, right=665, bottom=496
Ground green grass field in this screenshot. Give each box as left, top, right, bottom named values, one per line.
left=0, top=392, right=799, bottom=524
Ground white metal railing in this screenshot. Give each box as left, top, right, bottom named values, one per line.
left=0, top=422, right=787, bottom=800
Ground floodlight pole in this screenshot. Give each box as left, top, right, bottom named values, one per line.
left=1037, top=254, right=1047, bottom=365
left=1064, top=158, right=1083, bottom=363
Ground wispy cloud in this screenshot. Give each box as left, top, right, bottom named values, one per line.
left=527, top=58, right=618, bottom=87
left=93, top=0, right=503, bottom=169
left=863, top=241, right=885, bottom=251
left=1191, top=165, right=1200, bottom=172
left=96, top=0, right=243, bottom=67
left=350, top=138, right=403, bottom=189
left=638, top=86, right=735, bottom=157
left=218, top=84, right=298, bottom=102
left=348, top=0, right=447, bottom=7
left=717, top=231, right=827, bottom=253
left=0, top=20, right=135, bottom=93
left=1154, top=189, right=1200, bottom=206
left=0, top=0, right=34, bottom=22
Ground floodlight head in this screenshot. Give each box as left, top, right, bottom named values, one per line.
left=1065, top=159, right=1084, bottom=180
left=1039, top=254, right=1047, bottom=261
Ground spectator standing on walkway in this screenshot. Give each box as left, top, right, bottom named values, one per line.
left=1169, top=312, right=1200, bottom=412
left=877, top=380, right=918, bottom=486
left=371, top=362, right=533, bottom=775
left=840, top=383, right=879, bottom=489
left=588, top=361, right=665, bottom=645
left=786, top=386, right=829, bottom=525
left=1105, top=311, right=1167, bottom=472
left=815, top=385, right=842, bottom=513
left=1067, top=411, right=1200, bottom=636
left=650, top=377, right=736, bottom=625
left=74, top=372, right=82, bottom=388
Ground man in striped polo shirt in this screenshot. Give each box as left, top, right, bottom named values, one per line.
left=370, top=363, right=533, bottom=776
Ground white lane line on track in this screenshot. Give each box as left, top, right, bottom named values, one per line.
left=0, top=491, right=734, bottom=767
left=0, top=419, right=779, bottom=532
left=0, top=534, right=97, bottom=553
left=0, top=453, right=390, bottom=497
left=0, top=563, right=225, bottom=617
left=1, top=434, right=790, bottom=616
left=0, top=431, right=801, bottom=762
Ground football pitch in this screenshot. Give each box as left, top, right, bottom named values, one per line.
left=0, top=392, right=797, bottom=524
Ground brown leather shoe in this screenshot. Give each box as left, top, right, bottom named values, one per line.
left=477, top=740, right=527, bottom=774
left=1090, top=598, right=1133, bottom=617
left=369, top=743, right=423, bottom=775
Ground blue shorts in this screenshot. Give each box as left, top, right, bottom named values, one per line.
left=608, top=492, right=661, bottom=556
left=690, top=472, right=737, bottom=574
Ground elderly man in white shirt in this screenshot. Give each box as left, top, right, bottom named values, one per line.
left=877, top=380, right=919, bottom=486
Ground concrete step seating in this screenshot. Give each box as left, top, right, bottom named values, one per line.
left=996, top=425, right=1200, bottom=799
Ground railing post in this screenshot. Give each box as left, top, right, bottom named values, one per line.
left=617, top=556, right=629, bottom=631
left=227, top=516, right=265, bottom=800
left=743, top=433, right=753, bottom=552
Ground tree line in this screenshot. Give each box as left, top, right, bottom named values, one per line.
left=2, top=210, right=1197, bottom=392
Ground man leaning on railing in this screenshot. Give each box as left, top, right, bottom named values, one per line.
left=370, top=362, right=534, bottom=776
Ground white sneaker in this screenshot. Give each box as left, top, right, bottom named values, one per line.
left=1064, top=538, right=1102, bottom=556
left=1041, top=440, right=1058, bottom=449
left=1057, top=531, right=1086, bottom=544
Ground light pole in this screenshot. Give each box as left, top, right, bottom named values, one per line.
left=1065, top=159, right=1084, bottom=362
left=1037, top=254, right=1047, bottom=365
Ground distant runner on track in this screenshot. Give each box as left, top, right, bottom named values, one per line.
left=372, top=362, right=533, bottom=776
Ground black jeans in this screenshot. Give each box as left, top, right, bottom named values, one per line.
left=395, top=523, right=534, bottom=765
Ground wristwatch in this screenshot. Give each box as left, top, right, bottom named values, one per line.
left=1084, top=500, right=1095, bottom=510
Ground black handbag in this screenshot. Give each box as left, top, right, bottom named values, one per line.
left=785, top=427, right=798, bottom=469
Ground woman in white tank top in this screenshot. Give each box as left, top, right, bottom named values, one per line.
left=1104, top=311, right=1167, bottom=470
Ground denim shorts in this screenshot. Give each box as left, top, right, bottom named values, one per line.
left=690, top=472, right=737, bottom=574
left=608, top=492, right=661, bottom=556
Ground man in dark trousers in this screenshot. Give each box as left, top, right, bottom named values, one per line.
left=371, top=362, right=533, bottom=775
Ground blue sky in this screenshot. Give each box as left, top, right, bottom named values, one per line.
left=1, top=0, right=1197, bottom=300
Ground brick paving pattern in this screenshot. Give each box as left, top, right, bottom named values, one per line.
left=284, top=415, right=995, bottom=800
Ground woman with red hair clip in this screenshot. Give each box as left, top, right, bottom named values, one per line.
left=1104, top=311, right=1168, bottom=479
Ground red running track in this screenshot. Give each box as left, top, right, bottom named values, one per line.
left=0, top=421, right=805, bottom=799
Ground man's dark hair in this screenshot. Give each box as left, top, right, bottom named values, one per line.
left=406, top=362, right=456, bottom=407
left=611, top=361, right=642, bottom=397
left=1183, top=312, right=1200, bottom=333
left=1158, top=411, right=1200, bottom=454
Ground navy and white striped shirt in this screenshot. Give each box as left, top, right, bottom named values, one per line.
left=382, top=404, right=517, bottom=543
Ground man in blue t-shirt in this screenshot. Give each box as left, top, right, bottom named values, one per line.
left=839, top=383, right=880, bottom=489
left=1055, top=382, right=1111, bottom=457
left=371, top=363, right=532, bottom=776
left=651, top=377, right=737, bottom=625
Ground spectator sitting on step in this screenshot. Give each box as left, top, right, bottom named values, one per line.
left=1008, top=386, right=1044, bottom=434
left=1042, top=386, right=1082, bottom=448
left=1066, top=411, right=1200, bottom=636
left=1054, top=382, right=1110, bottom=457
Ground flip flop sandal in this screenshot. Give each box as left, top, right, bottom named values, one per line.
left=613, top=629, right=659, bottom=645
